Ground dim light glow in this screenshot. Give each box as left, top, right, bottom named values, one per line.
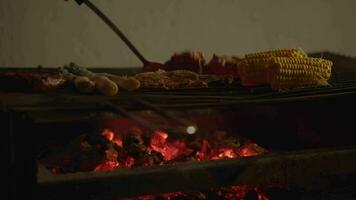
left=186, top=126, right=197, bottom=135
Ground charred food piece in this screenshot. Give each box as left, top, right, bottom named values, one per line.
left=0, top=70, right=66, bottom=92
left=135, top=70, right=171, bottom=89
left=165, top=51, right=206, bottom=73
left=206, top=54, right=241, bottom=78
left=135, top=70, right=208, bottom=89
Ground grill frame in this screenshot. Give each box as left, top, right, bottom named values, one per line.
left=36, top=147, right=356, bottom=199
left=3, top=52, right=356, bottom=200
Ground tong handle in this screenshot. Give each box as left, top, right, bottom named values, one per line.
left=73, top=0, right=149, bottom=65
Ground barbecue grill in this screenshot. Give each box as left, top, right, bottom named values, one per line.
left=3, top=52, right=356, bottom=200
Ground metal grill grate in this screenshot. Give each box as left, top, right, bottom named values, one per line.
left=1, top=52, right=356, bottom=112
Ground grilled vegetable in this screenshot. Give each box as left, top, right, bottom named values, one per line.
left=59, top=67, right=95, bottom=93
left=102, top=74, right=141, bottom=91
left=65, top=62, right=95, bottom=77
left=73, top=76, right=96, bottom=93
left=64, top=63, right=119, bottom=96
left=269, top=57, right=332, bottom=90
left=238, top=58, right=271, bottom=86
left=245, top=48, right=307, bottom=59
left=239, top=48, right=332, bottom=89
left=91, top=75, right=119, bottom=96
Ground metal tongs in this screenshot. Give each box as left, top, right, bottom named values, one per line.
left=71, top=0, right=197, bottom=135
left=73, top=0, right=164, bottom=71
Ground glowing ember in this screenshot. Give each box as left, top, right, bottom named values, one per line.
left=105, top=148, right=118, bottom=160
left=94, top=160, right=120, bottom=171
left=216, top=147, right=238, bottom=159
left=240, top=142, right=266, bottom=157
left=101, top=129, right=114, bottom=141
left=215, top=185, right=270, bottom=200
left=123, top=186, right=270, bottom=200
left=195, top=139, right=211, bottom=161
left=150, top=130, right=192, bottom=161
left=101, top=129, right=123, bottom=148
left=51, top=167, right=61, bottom=174
left=42, top=122, right=269, bottom=200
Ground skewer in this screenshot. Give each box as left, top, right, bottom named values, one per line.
left=74, top=0, right=147, bottom=64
